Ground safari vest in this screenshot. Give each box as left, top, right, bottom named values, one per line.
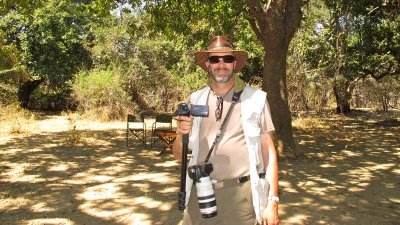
left=186, top=85, right=269, bottom=222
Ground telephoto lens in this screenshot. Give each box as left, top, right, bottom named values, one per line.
left=196, top=176, right=217, bottom=218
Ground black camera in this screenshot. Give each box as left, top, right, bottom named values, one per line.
left=188, top=164, right=214, bottom=182
left=176, top=103, right=208, bottom=117
left=188, top=164, right=217, bottom=218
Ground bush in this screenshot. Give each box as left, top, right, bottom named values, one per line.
left=72, top=69, right=133, bottom=121
left=28, top=85, right=76, bottom=111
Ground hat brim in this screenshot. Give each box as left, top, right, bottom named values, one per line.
left=195, top=50, right=248, bottom=73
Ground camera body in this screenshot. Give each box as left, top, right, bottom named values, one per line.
left=188, top=164, right=217, bottom=218
left=176, top=102, right=208, bottom=117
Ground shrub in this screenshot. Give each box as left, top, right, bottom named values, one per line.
left=72, top=69, right=133, bottom=121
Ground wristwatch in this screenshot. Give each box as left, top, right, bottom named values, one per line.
left=267, top=195, right=280, bottom=202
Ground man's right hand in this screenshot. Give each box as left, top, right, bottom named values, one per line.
left=171, top=115, right=193, bottom=160
left=175, top=115, right=194, bottom=135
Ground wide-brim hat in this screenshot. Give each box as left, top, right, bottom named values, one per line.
left=195, top=36, right=248, bottom=73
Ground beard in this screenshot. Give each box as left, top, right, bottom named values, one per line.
left=208, top=67, right=234, bottom=83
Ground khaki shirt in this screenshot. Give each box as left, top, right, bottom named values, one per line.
left=194, top=88, right=275, bottom=181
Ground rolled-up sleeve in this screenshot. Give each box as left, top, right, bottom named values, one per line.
left=259, top=99, right=275, bottom=133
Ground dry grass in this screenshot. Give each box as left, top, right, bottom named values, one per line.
left=0, top=104, right=38, bottom=135
left=0, top=106, right=115, bottom=146
left=62, top=112, right=86, bottom=146
left=292, top=116, right=332, bottom=131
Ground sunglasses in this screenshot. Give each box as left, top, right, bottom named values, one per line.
left=208, top=55, right=236, bottom=64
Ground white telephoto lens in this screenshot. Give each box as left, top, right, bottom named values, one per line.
left=196, top=176, right=217, bottom=218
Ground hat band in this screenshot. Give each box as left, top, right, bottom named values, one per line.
left=208, top=46, right=235, bottom=51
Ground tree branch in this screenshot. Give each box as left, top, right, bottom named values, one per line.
left=185, top=0, right=192, bottom=24
left=362, top=65, right=400, bottom=81
left=247, top=17, right=265, bottom=45
left=246, top=0, right=267, bottom=32
left=283, top=0, right=303, bottom=47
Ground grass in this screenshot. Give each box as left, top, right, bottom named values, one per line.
left=292, top=116, right=332, bottom=131
left=0, top=104, right=37, bottom=135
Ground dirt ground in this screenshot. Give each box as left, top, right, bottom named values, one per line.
left=0, top=110, right=399, bottom=225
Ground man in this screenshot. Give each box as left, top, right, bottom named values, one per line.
left=172, top=36, right=279, bottom=225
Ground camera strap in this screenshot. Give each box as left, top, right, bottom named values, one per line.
left=204, top=90, right=243, bottom=163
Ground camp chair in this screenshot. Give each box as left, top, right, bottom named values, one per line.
left=126, top=114, right=146, bottom=147
left=151, top=114, right=173, bottom=147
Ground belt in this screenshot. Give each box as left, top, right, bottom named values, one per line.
left=212, top=173, right=266, bottom=189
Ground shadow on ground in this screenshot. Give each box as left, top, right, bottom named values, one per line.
left=0, top=111, right=399, bottom=224
left=281, top=112, right=399, bottom=224
left=1, top=128, right=182, bottom=225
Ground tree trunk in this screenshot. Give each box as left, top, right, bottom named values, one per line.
left=382, top=96, right=389, bottom=112
left=18, top=79, right=44, bottom=109
left=263, top=47, right=296, bottom=154
left=246, top=0, right=302, bottom=154
left=333, top=77, right=360, bottom=114
left=333, top=85, right=351, bottom=114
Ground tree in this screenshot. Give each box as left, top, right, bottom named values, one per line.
left=141, top=0, right=304, bottom=153
left=286, top=0, right=333, bottom=113
left=87, top=12, right=182, bottom=113
left=305, top=0, right=400, bottom=113
left=248, top=1, right=303, bottom=153
left=0, top=0, right=94, bottom=108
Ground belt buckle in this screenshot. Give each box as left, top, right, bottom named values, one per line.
left=213, top=181, right=224, bottom=189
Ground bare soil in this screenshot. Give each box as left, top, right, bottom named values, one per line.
left=0, top=110, right=399, bottom=225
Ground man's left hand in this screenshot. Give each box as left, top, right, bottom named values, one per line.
left=261, top=201, right=279, bottom=225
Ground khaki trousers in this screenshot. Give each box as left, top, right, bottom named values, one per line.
left=182, top=180, right=257, bottom=225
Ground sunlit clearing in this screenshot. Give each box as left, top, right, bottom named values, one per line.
left=123, top=213, right=152, bottom=225
left=133, top=196, right=163, bottom=209
left=341, top=150, right=362, bottom=157
left=319, top=163, right=336, bottom=168
left=30, top=202, right=54, bottom=212
left=77, top=183, right=120, bottom=200
left=159, top=202, right=174, bottom=211
left=130, top=172, right=172, bottom=183
left=25, top=218, right=74, bottom=225
left=43, top=143, right=59, bottom=148
left=91, top=175, right=113, bottom=182
left=48, top=163, right=70, bottom=172
left=369, top=163, right=397, bottom=170
left=154, top=160, right=179, bottom=167
left=78, top=199, right=152, bottom=225
left=1, top=163, right=46, bottom=183
left=279, top=181, right=299, bottom=193
left=292, top=117, right=331, bottom=130
left=100, top=156, right=123, bottom=163
left=158, top=186, right=179, bottom=194
left=1, top=197, right=31, bottom=211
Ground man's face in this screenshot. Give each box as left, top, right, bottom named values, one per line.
left=206, top=52, right=236, bottom=83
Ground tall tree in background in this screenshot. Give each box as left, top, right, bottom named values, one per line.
left=143, top=0, right=304, bottom=153
left=0, top=0, right=94, bottom=108
left=306, top=0, right=400, bottom=113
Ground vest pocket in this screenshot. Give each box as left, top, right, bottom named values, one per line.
left=243, top=113, right=260, bottom=137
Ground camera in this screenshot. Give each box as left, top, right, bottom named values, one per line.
left=188, top=164, right=217, bottom=218
left=176, top=103, right=208, bottom=117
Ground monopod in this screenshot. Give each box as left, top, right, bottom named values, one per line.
left=175, top=102, right=208, bottom=211
left=178, top=133, right=189, bottom=210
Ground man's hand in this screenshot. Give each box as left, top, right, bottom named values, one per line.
left=261, top=201, right=279, bottom=225
left=175, top=115, right=193, bottom=135
left=171, top=115, right=193, bottom=160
